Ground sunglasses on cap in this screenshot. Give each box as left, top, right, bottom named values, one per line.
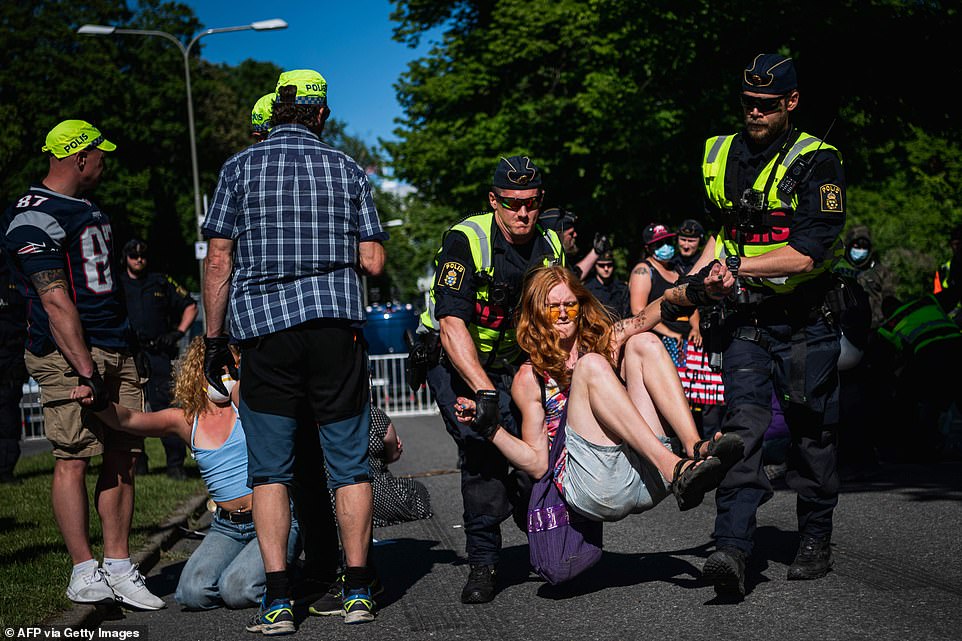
left=497, top=193, right=543, bottom=212
left=740, top=94, right=787, bottom=114
left=546, top=300, right=580, bottom=322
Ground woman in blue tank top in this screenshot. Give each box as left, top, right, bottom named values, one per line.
left=71, top=337, right=299, bottom=611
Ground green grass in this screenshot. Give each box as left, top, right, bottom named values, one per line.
left=0, top=438, right=206, bottom=627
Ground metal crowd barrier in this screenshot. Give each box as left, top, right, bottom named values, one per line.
left=369, top=353, right=438, bottom=416
left=20, top=352, right=438, bottom=440
left=20, top=379, right=45, bottom=441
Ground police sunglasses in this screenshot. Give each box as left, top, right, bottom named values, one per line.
left=739, top=94, right=786, bottom=114
left=497, top=192, right=543, bottom=212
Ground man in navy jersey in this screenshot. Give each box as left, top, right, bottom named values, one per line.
left=1, top=120, right=163, bottom=610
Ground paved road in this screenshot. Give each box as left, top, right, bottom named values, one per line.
left=79, top=413, right=962, bottom=641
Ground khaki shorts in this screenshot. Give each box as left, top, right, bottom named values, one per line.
left=25, top=347, right=145, bottom=459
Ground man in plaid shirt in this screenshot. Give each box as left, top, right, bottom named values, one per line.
left=202, top=69, right=387, bottom=632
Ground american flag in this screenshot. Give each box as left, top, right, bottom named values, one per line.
left=678, top=342, right=725, bottom=405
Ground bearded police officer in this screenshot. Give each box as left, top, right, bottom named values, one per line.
left=419, top=155, right=565, bottom=603
left=691, top=54, right=847, bottom=597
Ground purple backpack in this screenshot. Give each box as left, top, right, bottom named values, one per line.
left=527, top=402, right=603, bottom=584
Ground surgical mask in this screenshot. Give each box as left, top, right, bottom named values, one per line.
left=206, top=375, right=237, bottom=404
left=653, top=245, right=675, bottom=261
left=849, top=248, right=869, bottom=263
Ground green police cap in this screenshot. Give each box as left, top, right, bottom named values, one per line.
left=42, top=120, right=117, bottom=159
left=275, top=69, right=328, bottom=105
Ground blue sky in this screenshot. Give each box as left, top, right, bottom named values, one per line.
left=179, top=0, right=438, bottom=149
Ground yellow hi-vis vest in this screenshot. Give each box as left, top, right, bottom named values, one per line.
left=878, top=294, right=961, bottom=356
left=418, top=212, right=565, bottom=364
left=703, top=131, right=843, bottom=294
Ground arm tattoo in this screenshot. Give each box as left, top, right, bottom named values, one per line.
left=31, top=269, right=68, bottom=296
left=631, top=265, right=649, bottom=277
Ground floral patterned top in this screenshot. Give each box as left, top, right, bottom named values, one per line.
left=541, top=372, right=569, bottom=495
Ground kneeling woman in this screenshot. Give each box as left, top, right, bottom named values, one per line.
left=458, top=265, right=741, bottom=521
left=73, top=337, right=299, bottom=610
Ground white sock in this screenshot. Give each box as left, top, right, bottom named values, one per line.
left=103, top=557, right=133, bottom=576
left=71, top=559, right=99, bottom=579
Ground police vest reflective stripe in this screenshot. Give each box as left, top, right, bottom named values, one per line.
left=418, top=212, right=564, bottom=358
left=878, top=294, right=961, bottom=355
left=704, top=131, right=842, bottom=294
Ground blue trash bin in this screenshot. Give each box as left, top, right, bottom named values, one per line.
left=364, top=303, right=420, bottom=355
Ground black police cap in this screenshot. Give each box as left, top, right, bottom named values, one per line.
left=678, top=218, right=705, bottom=239
left=539, top=208, right=576, bottom=233
left=123, top=238, right=148, bottom=257
left=492, top=155, right=542, bottom=190
left=743, top=53, right=797, bottom=95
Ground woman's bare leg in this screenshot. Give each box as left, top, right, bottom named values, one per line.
left=567, top=353, right=681, bottom=480
left=621, top=333, right=701, bottom=457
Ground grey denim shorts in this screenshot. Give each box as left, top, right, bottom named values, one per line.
left=561, top=424, right=671, bottom=522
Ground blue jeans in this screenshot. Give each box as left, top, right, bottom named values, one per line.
left=175, top=510, right=301, bottom=610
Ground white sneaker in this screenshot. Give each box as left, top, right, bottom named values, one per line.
left=66, top=567, right=115, bottom=605
left=105, top=564, right=166, bottom=610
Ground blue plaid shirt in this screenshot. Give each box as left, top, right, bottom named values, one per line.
left=202, top=124, right=387, bottom=339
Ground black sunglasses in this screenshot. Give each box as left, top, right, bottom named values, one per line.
left=595, top=262, right=614, bottom=268
left=127, top=253, right=146, bottom=260
left=740, top=94, right=786, bottom=114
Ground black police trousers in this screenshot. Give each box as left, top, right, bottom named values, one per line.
left=427, top=358, right=528, bottom=566
left=714, top=314, right=840, bottom=556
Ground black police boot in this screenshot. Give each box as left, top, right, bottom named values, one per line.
left=787, top=535, right=833, bottom=580
left=460, top=564, right=497, bottom=604
left=702, top=547, right=746, bottom=597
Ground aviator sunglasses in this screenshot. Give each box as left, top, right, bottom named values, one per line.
left=546, top=300, right=580, bottom=322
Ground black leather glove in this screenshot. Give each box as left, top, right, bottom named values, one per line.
left=470, top=389, right=500, bottom=439
left=156, top=329, right=184, bottom=350
left=78, top=367, right=110, bottom=412
left=592, top=233, right=611, bottom=255
left=682, top=260, right=721, bottom=307
left=204, top=336, right=239, bottom=395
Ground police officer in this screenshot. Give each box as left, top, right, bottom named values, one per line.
left=0, top=254, right=26, bottom=484
left=584, top=249, right=629, bottom=319
left=120, top=239, right=197, bottom=479
left=693, top=54, right=847, bottom=597
left=419, top=155, right=564, bottom=603
left=539, top=207, right=610, bottom=279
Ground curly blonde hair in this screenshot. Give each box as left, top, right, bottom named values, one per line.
left=516, top=266, right=615, bottom=389
left=172, top=337, right=238, bottom=421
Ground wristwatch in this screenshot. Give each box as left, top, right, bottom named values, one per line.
left=725, top=255, right=741, bottom=277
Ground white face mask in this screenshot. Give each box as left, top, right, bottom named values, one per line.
left=206, top=376, right=237, bottom=404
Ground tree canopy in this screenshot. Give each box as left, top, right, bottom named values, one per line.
left=386, top=0, right=962, bottom=299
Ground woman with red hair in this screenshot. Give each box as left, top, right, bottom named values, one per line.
left=456, top=265, right=742, bottom=520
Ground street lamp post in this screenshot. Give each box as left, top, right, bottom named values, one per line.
left=77, top=19, right=288, bottom=287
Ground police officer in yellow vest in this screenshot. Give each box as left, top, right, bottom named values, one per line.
left=692, top=54, right=847, bottom=597
left=419, top=155, right=564, bottom=604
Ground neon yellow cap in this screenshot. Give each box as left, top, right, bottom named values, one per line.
left=275, top=69, right=327, bottom=105
left=251, top=93, right=275, bottom=132
left=42, top=120, right=116, bottom=159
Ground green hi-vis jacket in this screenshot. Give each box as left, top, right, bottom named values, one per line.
left=703, top=131, right=842, bottom=294
left=879, top=294, right=961, bottom=356
left=419, top=212, right=565, bottom=364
